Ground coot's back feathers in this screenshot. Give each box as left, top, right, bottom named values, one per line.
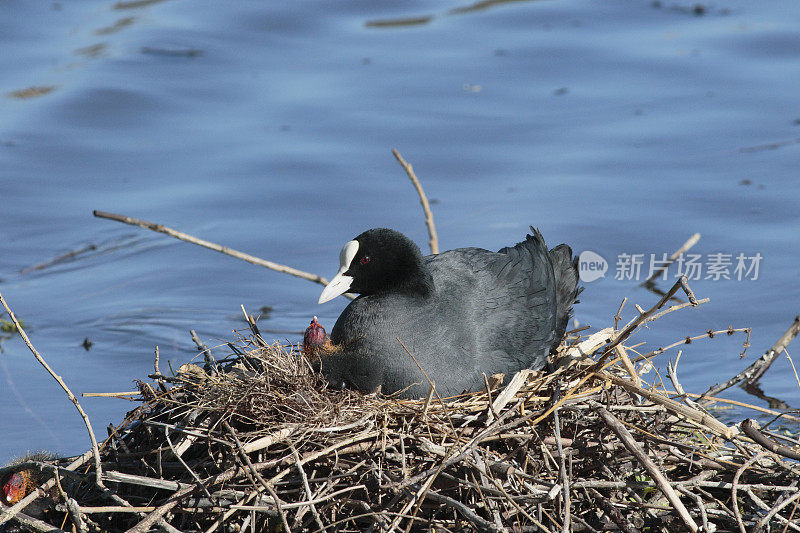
left=317, top=227, right=579, bottom=398
left=547, top=242, right=582, bottom=351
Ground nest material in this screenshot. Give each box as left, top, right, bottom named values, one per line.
left=2, top=312, right=800, bottom=533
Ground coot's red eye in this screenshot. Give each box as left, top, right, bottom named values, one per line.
left=360, top=256, right=370, bottom=264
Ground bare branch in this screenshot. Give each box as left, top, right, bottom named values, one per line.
left=392, top=149, right=439, bottom=254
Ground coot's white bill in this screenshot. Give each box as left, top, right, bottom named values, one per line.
left=318, top=270, right=354, bottom=303
left=318, top=240, right=359, bottom=304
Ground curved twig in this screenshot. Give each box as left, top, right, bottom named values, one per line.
left=741, top=419, right=800, bottom=460
left=732, top=452, right=766, bottom=533
left=392, top=149, right=439, bottom=254
left=0, top=293, right=103, bottom=487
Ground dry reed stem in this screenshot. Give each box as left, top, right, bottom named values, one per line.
left=595, top=403, right=699, bottom=532
left=641, top=232, right=701, bottom=286
left=0, top=293, right=104, bottom=489
left=93, top=210, right=356, bottom=300
left=786, top=348, right=800, bottom=392
left=392, top=149, right=439, bottom=255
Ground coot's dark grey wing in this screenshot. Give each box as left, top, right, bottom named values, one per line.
left=547, top=243, right=582, bottom=350
left=426, top=228, right=559, bottom=376
left=486, top=228, right=559, bottom=369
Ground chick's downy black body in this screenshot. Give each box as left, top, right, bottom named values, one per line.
left=317, top=228, right=580, bottom=399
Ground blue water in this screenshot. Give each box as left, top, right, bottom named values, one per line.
left=2, top=0, right=799, bottom=463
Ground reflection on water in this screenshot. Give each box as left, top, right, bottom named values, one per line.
left=364, top=0, right=537, bottom=27
left=365, top=16, right=433, bottom=28
left=449, top=0, right=539, bottom=16
left=114, top=0, right=173, bottom=10
left=140, top=47, right=204, bottom=58
left=6, top=86, right=57, bottom=99
left=1, top=0, right=799, bottom=463
left=75, top=43, right=108, bottom=58
left=94, top=16, right=135, bottom=36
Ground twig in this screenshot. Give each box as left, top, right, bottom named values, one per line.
left=615, top=345, right=640, bottom=387
left=0, top=292, right=104, bottom=487
left=81, top=391, right=141, bottom=398
left=242, top=426, right=297, bottom=454
left=420, top=487, right=500, bottom=531
left=388, top=467, right=439, bottom=532
left=782, top=497, right=800, bottom=533
left=744, top=488, right=800, bottom=533
left=191, top=329, right=218, bottom=371
left=679, top=275, right=699, bottom=306
left=153, top=346, right=167, bottom=392
left=290, top=444, right=325, bottom=531
left=747, top=316, right=800, bottom=383
left=594, top=404, right=699, bottom=532
left=65, top=496, right=89, bottom=533
left=732, top=452, right=765, bottom=533
left=786, top=348, right=800, bottom=391
left=571, top=479, right=800, bottom=492
left=124, top=482, right=197, bottom=533
left=231, top=485, right=367, bottom=511
left=92, top=210, right=354, bottom=298
left=667, top=351, right=688, bottom=399
left=102, top=471, right=191, bottom=491
left=551, top=381, right=570, bottom=533
left=741, top=419, right=800, bottom=460
left=613, top=298, right=627, bottom=331
left=631, top=325, right=749, bottom=364
left=487, top=369, right=535, bottom=423
left=588, top=488, right=637, bottom=533
left=63, top=506, right=160, bottom=514
left=641, top=233, right=701, bottom=286
left=144, top=418, right=232, bottom=449
left=604, top=373, right=736, bottom=439
left=700, top=316, right=800, bottom=399
left=676, top=486, right=710, bottom=533
left=470, top=453, right=504, bottom=530
left=644, top=297, right=710, bottom=325
left=3, top=510, right=70, bottom=533
left=164, top=426, right=214, bottom=501
left=482, top=373, right=500, bottom=422
left=669, top=391, right=800, bottom=423
left=592, top=275, right=698, bottom=369
left=392, top=149, right=438, bottom=254
left=204, top=490, right=262, bottom=533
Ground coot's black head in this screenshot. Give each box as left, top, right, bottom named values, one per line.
left=318, top=228, right=433, bottom=303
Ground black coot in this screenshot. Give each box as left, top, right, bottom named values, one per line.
left=316, top=227, right=580, bottom=398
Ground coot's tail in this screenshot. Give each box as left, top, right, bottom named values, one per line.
left=547, top=243, right=582, bottom=352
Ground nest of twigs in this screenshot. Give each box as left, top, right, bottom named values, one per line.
left=2, top=285, right=800, bottom=533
